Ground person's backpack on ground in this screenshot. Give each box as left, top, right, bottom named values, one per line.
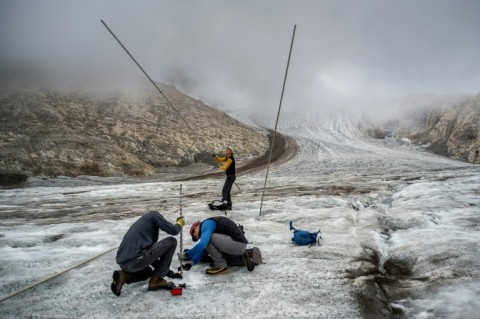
left=289, top=221, right=322, bottom=247
left=226, top=247, right=263, bottom=267
left=208, top=200, right=229, bottom=211
left=246, top=247, right=263, bottom=265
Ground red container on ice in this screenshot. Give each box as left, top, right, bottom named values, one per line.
left=171, top=287, right=183, bottom=296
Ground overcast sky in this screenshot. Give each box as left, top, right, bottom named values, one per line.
left=1, top=0, right=479, bottom=121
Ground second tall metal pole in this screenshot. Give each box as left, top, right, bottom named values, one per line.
left=259, top=25, right=296, bottom=216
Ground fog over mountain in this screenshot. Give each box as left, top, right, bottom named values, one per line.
left=1, top=0, right=479, bottom=124
left=0, top=80, right=271, bottom=179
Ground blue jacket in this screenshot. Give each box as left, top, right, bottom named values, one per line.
left=116, top=211, right=181, bottom=264
left=187, top=219, right=216, bottom=264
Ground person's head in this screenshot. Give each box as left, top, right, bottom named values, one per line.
left=226, top=146, right=233, bottom=157
left=190, top=221, right=201, bottom=242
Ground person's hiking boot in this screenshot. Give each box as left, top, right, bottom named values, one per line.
left=205, top=267, right=229, bottom=275
left=111, top=270, right=132, bottom=297
left=244, top=251, right=255, bottom=271
left=147, top=274, right=169, bottom=291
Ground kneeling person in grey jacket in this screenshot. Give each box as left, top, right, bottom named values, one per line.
left=111, top=211, right=185, bottom=296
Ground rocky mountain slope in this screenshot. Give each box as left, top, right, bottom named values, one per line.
left=369, top=93, right=480, bottom=164
left=0, top=79, right=269, bottom=179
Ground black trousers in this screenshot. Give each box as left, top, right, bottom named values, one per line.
left=221, top=174, right=236, bottom=204
left=120, top=237, right=177, bottom=279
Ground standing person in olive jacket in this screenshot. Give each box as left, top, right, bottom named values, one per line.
left=178, top=216, right=255, bottom=274
left=213, top=146, right=236, bottom=210
left=111, top=211, right=185, bottom=296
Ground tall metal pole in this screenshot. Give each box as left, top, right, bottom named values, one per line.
left=259, top=25, right=296, bottom=216
left=101, top=20, right=240, bottom=189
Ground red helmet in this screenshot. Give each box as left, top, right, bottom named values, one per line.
left=190, top=221, right=201, bottom=242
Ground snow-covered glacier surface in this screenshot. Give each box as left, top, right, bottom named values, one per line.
left=1, top=114, right=479, bottom=318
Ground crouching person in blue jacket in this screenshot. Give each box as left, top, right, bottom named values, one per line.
left=178, top=216, right=255, bottom=274
left=111, top=211, right=185, bottom=296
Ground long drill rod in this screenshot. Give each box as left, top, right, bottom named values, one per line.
left=259, top=25, right=296, bottom=216
left=178, top=184, right=184, bottom=276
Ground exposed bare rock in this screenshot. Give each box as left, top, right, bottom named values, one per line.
left=0, top=80, right=269, bottom=178
left=386, top=94, right=480, bottom=163
left=448, top=95, right=480, bottom=163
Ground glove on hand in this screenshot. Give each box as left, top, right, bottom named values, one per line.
left=176, top=216, right=185, bottom=227
left=166, top=270, right=183, bottom=279
left=178, top=251, right=191, bottom=261
left=212, top=153, right=216, bottom=157
left=171, top=272, right=183, bottom=279
left=178, top=263, right=192, bottom=271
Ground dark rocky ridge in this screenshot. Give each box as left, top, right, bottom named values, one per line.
left=0, top=79, right=269, bottom=179
left=367, top=93, right=480, bottom=164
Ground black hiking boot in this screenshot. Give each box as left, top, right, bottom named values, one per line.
left=111, top=270, right=132, bottom=297
left=205, top=267, right=229, bottom=275
left=226, top=203, right=232, bottom=210
left=244, top=251, right=255, bottom=271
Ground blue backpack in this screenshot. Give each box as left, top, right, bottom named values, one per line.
left=289, top=221, right=322, bottom=247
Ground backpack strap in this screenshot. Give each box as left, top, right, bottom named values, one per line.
left=316, top=229, right=322, bottom=246
left=289, top=221, right=296, bottom=232
left=290, top=221, right=295, bottom=244
left=308, top=229, right=322, bottom=248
